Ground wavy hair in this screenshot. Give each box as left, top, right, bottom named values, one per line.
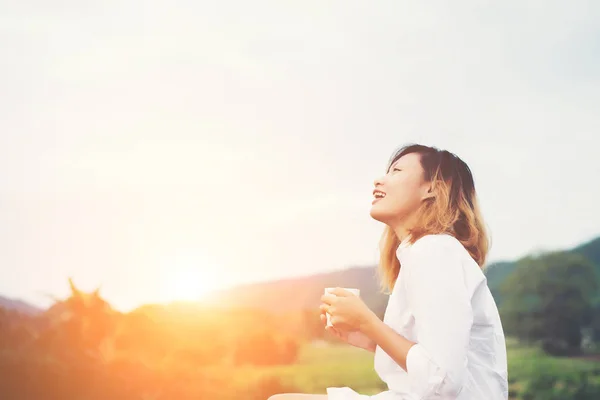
left=378, top=144, right=490, bottom=293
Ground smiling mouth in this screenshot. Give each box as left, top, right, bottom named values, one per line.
left=373, top=190, right=386, bottom=199
left=372, top=190, right=386, bottom=204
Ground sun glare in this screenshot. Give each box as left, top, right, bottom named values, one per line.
left=159, top=251, right=224, bottom=303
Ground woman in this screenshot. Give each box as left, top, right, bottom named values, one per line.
left=269, top=144, right=509, bottom=400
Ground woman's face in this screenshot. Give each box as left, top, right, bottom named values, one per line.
left=370, top=152, right=432, bottom=226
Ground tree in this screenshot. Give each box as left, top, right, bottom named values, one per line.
left=591, top=304, right=600, bottom=341
left=500, top=251, right=598, bottom=355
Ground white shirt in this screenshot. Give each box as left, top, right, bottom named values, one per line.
left=327, top=234, right=509, bottom=400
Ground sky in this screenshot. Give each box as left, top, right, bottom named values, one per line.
left=0, top=1, right=599, bottom=311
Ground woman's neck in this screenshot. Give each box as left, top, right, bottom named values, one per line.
left=392, top=210, right=420, bottom=243
left=393, top=225, right=410, bottom=243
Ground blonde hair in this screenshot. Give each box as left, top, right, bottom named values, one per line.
left=377, top=144, right=490, bottom=293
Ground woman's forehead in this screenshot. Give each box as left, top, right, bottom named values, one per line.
left=390, top=152, right=422, bottom=169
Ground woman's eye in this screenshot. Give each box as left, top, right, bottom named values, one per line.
left=393, top=168, right=402, bottom=172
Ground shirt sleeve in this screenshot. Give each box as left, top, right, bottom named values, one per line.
left=403, top=236, right=473, bottom=399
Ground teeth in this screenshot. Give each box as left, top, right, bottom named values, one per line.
left=374, top=191, right=386, bottom=198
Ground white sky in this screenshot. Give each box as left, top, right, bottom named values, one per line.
left=1, top=1, right=599, bottom=311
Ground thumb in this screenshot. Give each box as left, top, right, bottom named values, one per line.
left=325, top=325, right=343, bottom=340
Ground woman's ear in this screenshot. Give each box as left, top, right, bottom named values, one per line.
left=421, top=185, right=435, bottom=201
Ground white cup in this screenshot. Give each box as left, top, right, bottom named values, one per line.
left=324, top=287, right=361, bottom=327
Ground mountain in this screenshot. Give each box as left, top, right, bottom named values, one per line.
left=574, top=236, right=600, bottom=274
left=210, top=235, right=600, bottom=314
left=483, top=261, right=516, bottom=304
left=0, top=295, right=42, bottom=315
left=1, top=236, right=598, bottom=317
left=207, top=266, right=391, bottom=319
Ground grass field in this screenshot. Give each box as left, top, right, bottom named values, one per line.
left=503, top=338, right=600, bottom=396
left=212, top=337, right=600, bottom=398
left=216, top=340, right=384, bottom=395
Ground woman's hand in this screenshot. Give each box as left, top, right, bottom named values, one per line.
left=319, top=312, right=376, bottom=352
left=319, top=287, right=378, bottom=351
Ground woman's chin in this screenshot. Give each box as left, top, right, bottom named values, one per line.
left=369, top=206, right=389, bottom=223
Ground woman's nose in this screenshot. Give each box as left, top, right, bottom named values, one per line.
left=373, top=175, right=385, bottom=187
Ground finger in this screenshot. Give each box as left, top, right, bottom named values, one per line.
left=330, top=316, right=344, bottom=327
left=325, top=325, right=340, bottom=338
left=328, top=326, right=346, bottom=342
left=330, top=287, right=351, bottom=297
left=319, top=304, right=331, bottom=316
left=320, top=294, right=338, bottom=305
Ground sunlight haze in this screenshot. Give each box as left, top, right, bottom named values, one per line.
left=0, top=1, right=598, bottom=311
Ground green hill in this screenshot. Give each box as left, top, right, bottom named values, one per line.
left=574, top=236, right=600, bottom=276
left=486, top=236, right=600, bottom=306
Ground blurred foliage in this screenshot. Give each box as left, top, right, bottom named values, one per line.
left=0, top=279, right=302, bottom=399
left=500, top=251, right=599, bottom=356
left=3, top=244, right=600, bottom=399
left=519, top=366, right=600, bottom=400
